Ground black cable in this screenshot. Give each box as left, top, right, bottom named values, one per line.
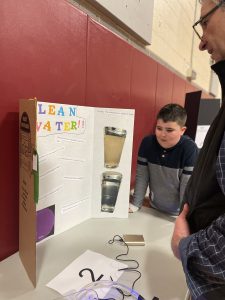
left=76, top=235, right=157, bottom=300
left=108, top=234, right=142, bottom=296
left=85, top=235, right=157, bottom=300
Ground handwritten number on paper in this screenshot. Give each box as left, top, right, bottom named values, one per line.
left=79, top=268, right=104, bottom=282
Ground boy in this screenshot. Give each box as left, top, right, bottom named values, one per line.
left=130, top=103, right=198, bottom=216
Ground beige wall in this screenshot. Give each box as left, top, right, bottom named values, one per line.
left=149, top=0, right=219, bottom=97
left=71, top=0, right=220, bottom=97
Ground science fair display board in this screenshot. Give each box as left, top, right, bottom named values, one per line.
left=19, top=98, right=134, bottom=286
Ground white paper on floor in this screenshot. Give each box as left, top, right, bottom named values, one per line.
left=47, top=249, right=127, bottom=298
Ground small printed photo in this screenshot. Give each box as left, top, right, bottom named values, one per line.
left=36, top=205, right=55, bottom=242
left=101, top=171, right=122, bottom=213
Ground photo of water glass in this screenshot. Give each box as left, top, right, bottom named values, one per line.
left=104, top=127, right=127, bottom=168
left=101, top=171, right=122, bottom=213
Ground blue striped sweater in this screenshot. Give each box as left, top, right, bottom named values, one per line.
left=133, top=135, right=198, bottom=215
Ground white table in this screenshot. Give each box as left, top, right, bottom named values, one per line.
left=0, top=207, right=188, bottom=300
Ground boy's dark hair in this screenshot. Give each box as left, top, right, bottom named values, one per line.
left=157, top=103, right=187, bottom=127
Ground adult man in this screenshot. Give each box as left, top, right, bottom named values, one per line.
left=171, top=1, right=225, bottom=299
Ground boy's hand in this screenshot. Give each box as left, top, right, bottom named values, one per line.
left=171, top=203, right=190, bottom=259
left=129, top=203, right=139, bottom=213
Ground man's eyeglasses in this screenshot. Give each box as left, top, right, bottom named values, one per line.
left=192, top=1, right=224, bottom=40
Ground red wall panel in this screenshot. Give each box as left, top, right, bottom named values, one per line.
left=86, top=18, right=132, bottom=108
left=130, top=49, right=157, bottom=185
left=1, top=0, right=87, bottom=106
left=0, top=0, right=87, bottom=260
left=172, top=75, right=186, bottom=105
left=185, top=81, right=199, bottom=94
left=0, top=112, right=19, bottom=258
left=155, top=64, right=174, bottom=113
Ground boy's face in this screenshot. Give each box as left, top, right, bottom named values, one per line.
left=155, top=119, right=186, bottom=149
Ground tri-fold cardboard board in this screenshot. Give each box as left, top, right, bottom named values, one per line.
left=19, top=98, right=135, bottom=286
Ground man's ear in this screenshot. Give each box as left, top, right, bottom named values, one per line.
left=181, top=126, right=187, bottom=135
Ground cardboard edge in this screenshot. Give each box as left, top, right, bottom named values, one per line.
left=19, top=98, right=37, bottom=287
